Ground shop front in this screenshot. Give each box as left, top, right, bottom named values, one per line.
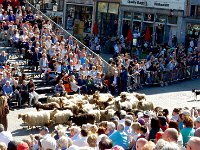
left=120, top=0, right=185, bottom=45
left=96, top=0, right=120, bottom=37
left=64, top=0, right=94, bottom=35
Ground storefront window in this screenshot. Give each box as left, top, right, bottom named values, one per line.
left=168, top=16, right=177, bottom=24
left=197, top=6, right=200, bottom=17
left=124, top=11, right=131, bottom=19
left=66, top=5, right=92, bottom=33
left=133, top=12, right=142, bottom=20
left=98, top=2, right=108, bottom=13
left=156, top=14, right=166, bottom=23
left=133, top=21, right=141, bottom=38
left=144, top=14, right=154, bottom=22
left=108, top=3, right=119, bottom=14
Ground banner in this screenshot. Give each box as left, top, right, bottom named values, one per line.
left=122, top=0, right=185, bottom=10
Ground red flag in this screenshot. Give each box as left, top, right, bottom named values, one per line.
left=144, top=27, right=151, bottom=41
left=127, top=29, right=132, bottom=42
left=93, top=21, right=98, bottom=35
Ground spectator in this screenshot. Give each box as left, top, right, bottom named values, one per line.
left=98, top=137, right=113, bottom=150
left=106, top=122, right=116, bottom=137
left=187, top=137, right=200, bottom=150
left=7, top=141, right=17, bottom=150
left=87, top=134, right=98, bottom=149
left=148, top=117, right=162, bottom=141
left=69, top=75, right=79, bottom=93
left=2, top=81, right=13, bottom=109
left=20, top=80, right=30, bottom=107
left=85, top=75, right=94, bottom=94
left=54, top=80, right=66, bottom=96
left=109, top=70, right=120, bottom=95
left=0, top=124, right=13, bottom=146
left=0, top=142, right=7, bottom=150
left=17, top=141, right=29, bottom=150
left=12, top=80, right=21, bottom=108
left=135, top=138, right=148, bottom=150
left=109, top=123, right=129, bottom=149
left=120, top=64, right=128, bottom=92
left=39, top=53, right=49, bottom=74
left=73, top=129, right=89, bottom=147
left=69, top=126, right=81, bottom=141
left=181, top=116, right=195, bottom=146
left=27, top=79, right=39, bottom=105
left=142, top=141, right=155, bottom=150
left=32, top=48, right=42, bottom=71
left=0, top=51, right=7, bottom=66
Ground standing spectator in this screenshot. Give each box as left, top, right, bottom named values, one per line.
left=136, top=138, right=148, bottom=150
left=85, top=75, right=94, bottom=94
left=20, top=80, right=30, bottom=107
left=109, top=70, right=120, bottom=95
left=181, top=116, right=195, bottom=146
left=0, top=124, right=13, bottom=146
left=120, top=64, right=128, bottom=92
left=109, top=123, right=129, bottom=149
left=187, top=137, right=200, bottom=150
left=0, top=94, right=9, bottom=130
left=32, top=48, right=42, bottom=71
left=172, top=35, right=177, bottom=47
left=0, top=51, right=7, bottom=66
left=148, top=117, right=162, bottom=142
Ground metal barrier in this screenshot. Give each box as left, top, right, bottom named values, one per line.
left=26, top=1, right=110, bottom=74
left=127, top=65, right=200, bottom=91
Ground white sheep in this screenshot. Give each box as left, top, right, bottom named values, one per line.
left=51, top=109, right=73, bottom=125
left=47, top=96, right=68, bottom=106
left=100, top=109, right=116, bottom=121
left=18, top=111, right=51, bottom=129
left=137, top=100, right=154, bottom=111
left=88, top=109, right=101, bottom=123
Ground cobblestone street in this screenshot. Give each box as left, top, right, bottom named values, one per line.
left=8, top=79, right=200, bottom=141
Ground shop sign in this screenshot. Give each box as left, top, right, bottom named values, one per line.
left=122, top=0, right=185, bottom=10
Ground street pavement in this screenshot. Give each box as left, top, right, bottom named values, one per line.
left=8, top=79, right=200, bottom=142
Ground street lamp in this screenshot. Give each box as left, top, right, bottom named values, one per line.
left=52, top=0, right=58, bottom=12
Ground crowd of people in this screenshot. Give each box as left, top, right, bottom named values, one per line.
left=1, top=102, right=200, bottom=150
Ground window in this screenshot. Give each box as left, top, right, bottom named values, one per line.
left=108, top=3, right=119, bottom=14
left=144, top=14, right=154, bottom=22
left=133, top=12, right=142, bottom=20
left=155, top=14, right=166, bottom=23
left=98, top=2, right=108, bottom=13
left=190, top=5, right=196, bottom=16
left=124, top=11, right=131, bottom=19
left=168, top=16, right=177, bottom=24
left=197, top=6, right=200, bottom=17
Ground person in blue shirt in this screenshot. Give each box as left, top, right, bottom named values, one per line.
left=3, top=81, right=13, bottom=109
left=109, top=123, right=129, bottom=149
left=8, top=11, right=16, bottom=22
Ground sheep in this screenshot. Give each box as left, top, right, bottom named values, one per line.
left=100, top=109, right=116, bottom=121
left=47, top=96, right=68, bottom=106
left=51, top=109, right=73, bottom=125
left=137, top=100, right=154, bottom=111
left=88, top=109, right=101, bottom=123
left=34, top=102, right=60, bottom=111
left=18, top=111, right=51, bottom=129
left=68, top=114, right=96, bottom=126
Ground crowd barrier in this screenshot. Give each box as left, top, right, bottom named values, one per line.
left=127, top=66, right=200, bottom=92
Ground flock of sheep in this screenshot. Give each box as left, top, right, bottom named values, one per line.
left=17, top=91, right=155, bottom=129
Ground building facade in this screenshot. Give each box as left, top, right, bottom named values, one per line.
left=119, top=0, right=186, bottom=45
left=63, top=0, right=94, bottom=35
left=184, top=0, right=200, bottom=46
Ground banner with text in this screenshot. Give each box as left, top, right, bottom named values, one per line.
left=122, top=0, right=185, bottom=10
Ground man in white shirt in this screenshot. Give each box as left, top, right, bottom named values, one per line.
left=73, top=129, right=89, bottom=147
left=0, top=124, right=13, bottom=146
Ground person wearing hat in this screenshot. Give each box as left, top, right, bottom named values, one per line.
left=17, top=141, right=29, bottom=150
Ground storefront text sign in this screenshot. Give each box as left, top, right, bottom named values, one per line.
left=122, top=0, right=185, bottom=10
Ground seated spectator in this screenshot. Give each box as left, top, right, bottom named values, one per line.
left=3, top=81, right=13, bottom=109
left=12, top=80, right=21, bottom=108
left=27, top=79, right=39, bottom=105
left=39, top=53, right=49, bottom=74
left=54, top=80, right=66, bottom=96
left=69, top=75, right=79, bottom=93
left=3, top=72, right=13, bottom=86
left=20, top=80, right=30, bottom=107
